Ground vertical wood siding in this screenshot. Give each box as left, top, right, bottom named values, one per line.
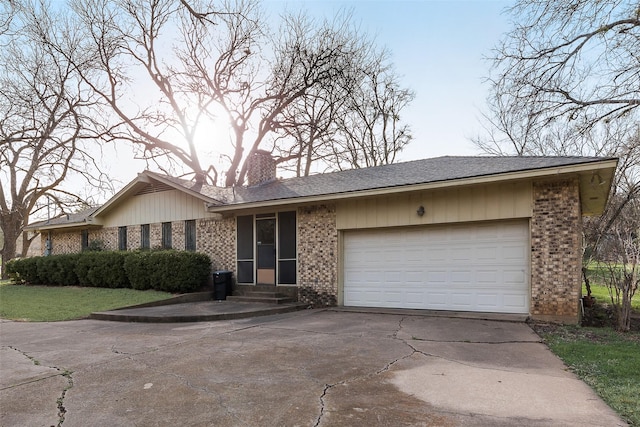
left=336, top=181, right=533, bottom=230
left=100, top=190, right=220, bottom=227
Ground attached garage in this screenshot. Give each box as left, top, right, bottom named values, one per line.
left=343, top=220, right=530, bottom=314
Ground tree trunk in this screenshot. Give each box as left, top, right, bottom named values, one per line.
left=582, top=266, right=592, bottom=297
left=0, top=217, right=21, bottom=279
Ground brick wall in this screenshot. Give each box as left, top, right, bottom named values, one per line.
left=46, top=231, right=81, bottom=255
left=172, top=220, right=185, bottom=251
left=127, top=225, right=141, bottom=249
left=531, top=178, right=582, bottom=323
left=297, top=204, right=338, bottom=306
left=98, top=228, right=117, bottom=250
left=150, top=223, right=162, bottom=249
left=197, top=217, right=235, bottom=271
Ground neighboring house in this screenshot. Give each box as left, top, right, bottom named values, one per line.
left=25, top=153, right=617, bottom=323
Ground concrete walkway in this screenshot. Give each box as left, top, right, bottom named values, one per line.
left=90, top=300, right=309, bottom=322
left=0, top=310, right=627, bottom=426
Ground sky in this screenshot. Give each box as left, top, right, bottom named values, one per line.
left=103, top=0, right=513, bottom=188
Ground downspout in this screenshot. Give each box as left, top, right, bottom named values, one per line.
left=45, top=231, right=52, bottom=256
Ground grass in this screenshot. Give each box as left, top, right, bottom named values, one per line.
left=534, top=324, right=640, bottom=426
left=0, top=282, right=172, bottom=321
left=583, top=283, right=640, bottom=311
left=583, top=263, right=640, bottom=310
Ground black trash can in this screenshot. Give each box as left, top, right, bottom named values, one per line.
left=213, top=270, right=233, bottom=300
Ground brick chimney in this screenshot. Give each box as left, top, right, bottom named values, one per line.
left=247, top=150, right=276, bottom=186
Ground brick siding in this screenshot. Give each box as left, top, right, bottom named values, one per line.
left=45, top=231, right=81, bottom=255
left=197, top=217, right=235, bottom=272
left=297, top=204, right=338, bottom=306
left=127, top=225, right=141, bottom=250
left=530, top=178, right=582, bottom=322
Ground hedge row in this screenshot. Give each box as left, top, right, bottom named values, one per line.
left=6, top=250, right=212, bottom=293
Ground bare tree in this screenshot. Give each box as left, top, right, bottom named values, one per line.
left=255, top=13, right=414, bottom=176
left=595, top=192, right=639, bottom=332
left=478, top=0, right=640, bottom=330
left=329, top=55, right=414, bottom=170
left=489, top=0, right=639, bottom=135
left=0, top=0, right=110, bottom=277
left=68, top=0, right=413, bottom=185
left=67, top=0, right=228, bottom=185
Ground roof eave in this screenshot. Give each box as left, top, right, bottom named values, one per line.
left=24, top=220, right=103, bottom=233
left=143, top=171, right=220, bottom=204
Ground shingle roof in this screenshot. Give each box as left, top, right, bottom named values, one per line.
left=26, top=155, right=616, bottom=230
left=210, top=155, right=613, bottom=206
left=27, top=206, right=100, bottom=229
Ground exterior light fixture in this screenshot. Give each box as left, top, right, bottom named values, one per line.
left=590, top=173, right=605, bottom=186
left=416, top=206, right=425, bottom=216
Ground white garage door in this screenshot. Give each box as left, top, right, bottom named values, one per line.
left=343, top=221, right=529, bottom=314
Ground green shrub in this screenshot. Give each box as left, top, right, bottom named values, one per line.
left=74, top=252, right=95, bottom=286
left=88, top=251, right=129, bottom=288
left=157, top=251, right=211, bottom=293
left=42, top=254, right=80, bottom=286
left=123, top=250, right=155, bottom=290
left=75, top=251, right=129, bottom=288
left=6, top=249, right=210, bottom=293
left=59, top=257, right=78, bottom=286
left=6, top=257, right=40, bottom=284
left=124, top=250, right=211, bottom=293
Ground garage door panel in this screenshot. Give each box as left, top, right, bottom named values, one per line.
left=503, top=294, right=528, bottom=310
left=477, top=247, right=499, bottom=261
left=344, top=221, right=529, bottom=314
left=427, top=270, right=448, bottom=283
left=451, top=271, right=472, bottom=283
left=451, top=293, right=474, bottom=309
left=504, top=269, right=527, bottom=284
left=477, top=270, right=498, bottom=283
left=427, top=292, right=449, bottom=306
left=477, top=293, right=500, bottom=308
left=502, top=245, right=528, bottom=261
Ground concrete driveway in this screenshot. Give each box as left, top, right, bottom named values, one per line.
left=0, top=309, right=626, bottom=426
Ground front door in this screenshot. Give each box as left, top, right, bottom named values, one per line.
left=256, top=217, right=276, bottom=285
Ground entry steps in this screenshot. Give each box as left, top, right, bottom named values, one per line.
left=227, top=291, right=294, bottom=304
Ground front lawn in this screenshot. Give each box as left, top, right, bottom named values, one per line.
left=0, top=282, right=172, bottom=321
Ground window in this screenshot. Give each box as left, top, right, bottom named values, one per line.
left=185, top=220, right=196, bottom=251
left=118, top=226, right=127, bottom=251
left=236, top=215, right=254, bottom=283
left=140, top=224, right=150, bottom=249
left=278, top=211, right=297, bottom=284
left=161, top=222, right=172, bottom=249
left=81, top=230, right=89, bottom=251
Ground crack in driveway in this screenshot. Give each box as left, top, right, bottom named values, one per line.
left=5, top=346, right=73, bottom=427
left=313, top=316, right=417, bottom=426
